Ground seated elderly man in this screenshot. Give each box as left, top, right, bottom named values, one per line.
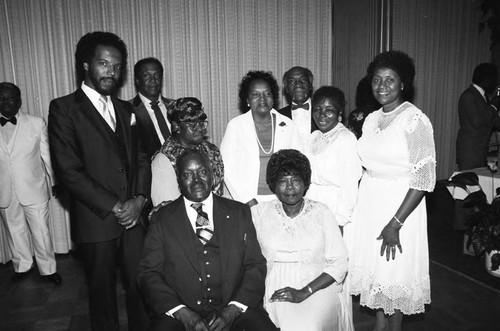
left=137, top=149, right=277, bottom=331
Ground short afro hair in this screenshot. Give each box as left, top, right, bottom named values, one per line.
left=367, top=50, right=415, bottom=101
left=238, top=70, right=280, bottom=113
left=472, top=63, right=497, bottom=85
left=134, top=57, right=164, bottom=80
left=312, top=86, right=347, bottom=117
left=0, top=82, right=21, bottom=97
left=75, top=31, right=128, bottom=85
left=266, top=149, right=311, bottom=195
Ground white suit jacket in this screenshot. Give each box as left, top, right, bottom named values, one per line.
left=220, top=109, right=303, bottom=203
left=0, top=112, right=55, bottom=207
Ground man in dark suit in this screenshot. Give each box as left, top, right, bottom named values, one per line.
left=278, top=66, right=318, bottom=146
left=129, top=57, right=174, bottom=159
left=138, top=149, right=277, bottom=331
left=48, top=31, right=151, bottom=331
left=456, top=63, right=500, bottom=170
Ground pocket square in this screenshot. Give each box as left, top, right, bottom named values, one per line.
left=130, top=113, right=137, bottom=126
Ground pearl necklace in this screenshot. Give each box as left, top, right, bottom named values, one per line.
left=255, top=114, right=275, bottom=155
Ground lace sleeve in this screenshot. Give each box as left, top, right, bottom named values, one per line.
left=405, top=111, right=436, bottom=192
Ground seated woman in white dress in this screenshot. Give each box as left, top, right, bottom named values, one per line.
left=150, top=97, right=224, bottom=206
left=251, top=149, right=353, bottom=331
left=306, top=86, right=361, bottom=228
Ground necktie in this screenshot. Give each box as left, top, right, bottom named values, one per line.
left=191, top=202, right=213, bottom=245
left=150, top=101, right=171, bottom=140
left=0, top=117, right=17, bottom=126
left=291, top=103, right=310, bottom=111
left=100, top=95, right=116, bottom=131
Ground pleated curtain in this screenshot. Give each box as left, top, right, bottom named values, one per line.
left=0, top=0, right=333, bottom=262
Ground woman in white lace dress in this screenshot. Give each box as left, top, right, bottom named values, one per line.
left=349, top=51, right=436, bottom=331
left=251, top=149, right=352, bottom=331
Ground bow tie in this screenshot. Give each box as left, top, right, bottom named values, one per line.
left=0, top=116, right=17, bottom=126
left=291, top=103, right=310, bottom=111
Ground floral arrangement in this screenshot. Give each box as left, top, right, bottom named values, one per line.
left=464, top=188, right=500, bottom=271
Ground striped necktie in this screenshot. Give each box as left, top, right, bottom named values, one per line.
left=191, top=202, right=213, bottom=245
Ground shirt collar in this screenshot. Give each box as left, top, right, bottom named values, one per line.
left=291, top=98, right=311, bottom=110
left=472, top=83, right=487, bottom=101
left=183, top=192, right=214, bottom=210
left=139, top=92, right=162, bottom=107
left=81, top=81, right=105, bottom=104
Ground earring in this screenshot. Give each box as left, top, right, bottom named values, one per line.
left=247, top=103, right=250, bottom=107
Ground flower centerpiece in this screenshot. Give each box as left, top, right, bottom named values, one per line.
left=464, top=188, right=500, bottom=275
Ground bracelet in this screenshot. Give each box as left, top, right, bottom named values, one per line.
left=307, top=286, right=313, bottom=294
left=393, top=216, right=403, bottom=226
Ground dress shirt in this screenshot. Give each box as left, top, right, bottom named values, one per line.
left=183, top=193, right=214, bottom=232
left=167, top=193, right=247, bottom=317
left=473, top=83, right=498, bottom=111
left=291, top=98, right=312, bottom=145
left=472, top=83, right=488, bottom=103
left=0, top=113, right=18, bottom=143
left=138, top=93, right=171, bottom=145
left=81, top=82, right=117, bottom=129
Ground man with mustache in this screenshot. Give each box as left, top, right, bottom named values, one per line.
left=278, top=66, right=318, bottom=146
left=138, top=149, right=277, bottom=331
left=130, top=58, right=174, bottom=159
left=48, top=31, right=151, bottom=331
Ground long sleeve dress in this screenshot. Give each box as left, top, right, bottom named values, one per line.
left=251, top=199, right=353, bottom=331
left=305, top=122, right=362, bottom=226
left=348, top=102, right=436, bottom=315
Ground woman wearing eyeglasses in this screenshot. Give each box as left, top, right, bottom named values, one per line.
left=150, top=97, right=224, bottom=206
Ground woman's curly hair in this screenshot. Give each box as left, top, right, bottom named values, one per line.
left=266, top=149, right=311, bottom=194
left=312, top=86, right=347, bottom=118
left=367, top=50, right=415, bottom=101
left=238, top=70, right=280, bottom=112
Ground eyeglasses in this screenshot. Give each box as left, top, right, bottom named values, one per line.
left=180, top=121, right=208, bottom=130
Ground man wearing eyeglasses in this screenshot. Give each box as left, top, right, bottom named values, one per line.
left=130, top=57, right=175, bottom=159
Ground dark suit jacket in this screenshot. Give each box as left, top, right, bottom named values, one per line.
left=456, top=85, right=500, bottom=170
left=48, top=88, right=151, bottom=243
left=278, top=103, right=318, bottom=133
left=129, top=95, right=174, bottom=159
left=137, top=195, right=266, bottom=316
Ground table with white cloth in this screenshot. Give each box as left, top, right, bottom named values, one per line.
left=447, top=167, right=500, bottom=203
left=0, top=196, right=73, bottom=264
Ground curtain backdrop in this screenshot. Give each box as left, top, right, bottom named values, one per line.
left=0, top=0, right=332, bottom=263
left=332, top=0, right=380, bottom=113
left=332, top=0, right=492, bottom=180
left=392, top=0, right=491, bottom=180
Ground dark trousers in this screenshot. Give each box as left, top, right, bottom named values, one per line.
left=148, top=307, right=278, bottom=331
left=79, top=225, right=149, bottom=331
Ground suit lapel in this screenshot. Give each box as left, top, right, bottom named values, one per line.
left=7, top=113, right=24, bottom=153
left=213, top=196, right=233, bottom=280
left=134, top=98, right=160, bottom=146
left=75, top=89, right=118, bottom=151
left=113, top=97, right=132, bottom=162
left=171, top=199, right=202, bottom=276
